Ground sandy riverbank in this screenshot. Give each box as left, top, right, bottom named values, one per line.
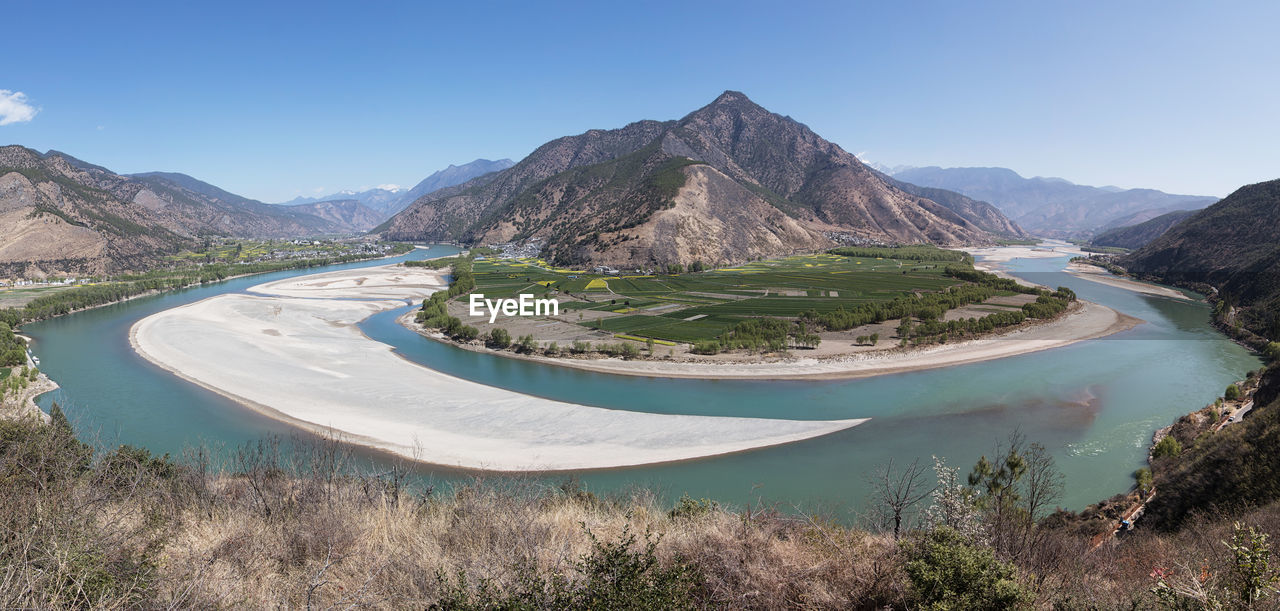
left=406, top=298, right=1140, bottom=380
left=966, top=241, right=1087, bottom=263
left=130, top=264, right=866, bottom=471
left=965, top=241, right=1088, bottom=289
left=1066, top=262, right=1190, bottom=300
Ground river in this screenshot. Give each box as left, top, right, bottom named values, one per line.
left=24, top=246, right=1261, bottom=513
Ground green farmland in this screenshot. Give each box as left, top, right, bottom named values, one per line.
left=468, top=250, right=981, bottom=344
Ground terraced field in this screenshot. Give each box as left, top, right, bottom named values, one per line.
left=469, top=252, right=973, bottom=343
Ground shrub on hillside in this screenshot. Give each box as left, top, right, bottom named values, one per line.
left=1152, top=435, right=1183, bottom=459
left=902, top=527, right=1030, bottom=610
left=435, top=527, right=701, bottom=609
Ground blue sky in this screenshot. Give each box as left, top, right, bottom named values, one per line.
left=3, top=0, right=1276, bottom=202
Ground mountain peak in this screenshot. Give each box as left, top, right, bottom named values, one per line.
left=383, top=93, right=1004, bottom=262
left=711, top=90, right=750, bottom=105
left=702, top=90, right=767, bottom=114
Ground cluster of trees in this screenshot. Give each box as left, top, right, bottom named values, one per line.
left=1021, top=291, right=1074, bottom=319
left=801, top=266, right=1076, bottom=346
left=416, top=292, right=480, bottom=342
left=485, top=328, right=512, bottom=349
left=542, top=340, right=642, bottom=359
left=513, top=334, right=538, bottom=353
left=855, top=333, right=880, bottom=345
left=594, top=342, right=642, bottom=358
left=801, top=283, right=1002, bottom=332
left=857, top=433, right=1072, bottom=607
left=1, top=365, right=38, bottom=400
left=717, top=318, right=821, bottom=353
left=902, top=310, right=1029, bottom=344
left=414, top=256, right=481, bottom=342
left=1071, top=254, right=1127, bottom=276
left=440, top=256, right=476, bottom=298
left=0, top=322, right=25, bottom=367
left=904, top=289, right=1075, bottom=346
left=942, top=265, right=1044, bottom=295
left=829, top=245, right=971, bottom=263
left=802, top=266, right=1047, bottom=334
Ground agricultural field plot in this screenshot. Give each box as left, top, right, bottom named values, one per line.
left=0, top=285, right=82, bottom=309
left=468, top=251, right=972, bottom=343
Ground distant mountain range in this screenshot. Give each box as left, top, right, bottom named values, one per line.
left=892, top=166, right=1218, bottom=237
left=277, top=159, right=514, bottom=218
left=0, top=147, right=385, bottom=276
left=1123, top=178, right=1280, bottom=344
left=381, top=91, right=1016, bottom=267
left=872, top=170, right=1027, bottom=237
left=1090, top=209, right=1198, bottom=250
left=278, top=187, right=406, bottom=216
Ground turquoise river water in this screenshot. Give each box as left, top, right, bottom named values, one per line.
left=25, top=245, right=1261, bottom=513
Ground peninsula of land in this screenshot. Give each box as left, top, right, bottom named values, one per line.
left=130, top=264, right=866, bottom=471
left=400, top=242, right=1142, bottom=380
left=402, top=299, right=1137, bottom=380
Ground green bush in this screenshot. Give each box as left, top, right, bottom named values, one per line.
left=668, top=494, right=718, bottom=521
left=690, top=341, right=720, bottom=355
left=435, top=526, right=701, bottom=609
left=1152, top=435, right=1183, bottom=459
left=902, top=527, right=1031, bottom=610
left=487, top=328, right=512, bottom=349
left=453, top=325, right=479, bottom=342
left=597, top=343, right=640, bottom=358
left=1135, top=467, right=1154, bottom=494
left=1226, top=383, right=1242, bottom=401
left=514, top=334, right=538, bottom=354
left=97, top=445, right=181, bottom=491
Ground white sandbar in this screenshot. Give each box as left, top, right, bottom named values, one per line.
left=131, top=265, right=865, bottom=471
left=1066, top=262, right=1190, bottom=300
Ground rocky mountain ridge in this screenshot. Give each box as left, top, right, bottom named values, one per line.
left=1123, top=178, right=1280, bottom=342
left=1090, top=209, right=1197, bottom=250
left=0, top=146, right=365, bottom=276
left=382, top=91, right=1010, bottom=266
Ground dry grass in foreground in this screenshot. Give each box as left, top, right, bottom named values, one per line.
left=6, top=407, right=1280, bottom=609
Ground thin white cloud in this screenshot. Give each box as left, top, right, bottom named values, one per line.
left=0, top=90, right=39, bottom=125
left=375, top=183, right=401, bottom=191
